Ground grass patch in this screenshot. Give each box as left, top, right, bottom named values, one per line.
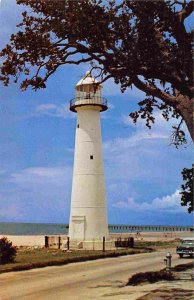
left=127, top=270, right=175, bottom=286
left=135, top=240, right=179, bottom=249
left=127, top=262, right=193, bottom=286
left=0, top=247, right=151, bottom=274
left=172, top=262, right=193, bottom=272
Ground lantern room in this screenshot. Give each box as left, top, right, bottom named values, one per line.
left=70, top=71, right=108, bottom=112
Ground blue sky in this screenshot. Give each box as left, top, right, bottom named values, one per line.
left=0, top=0, right=193, bottom=225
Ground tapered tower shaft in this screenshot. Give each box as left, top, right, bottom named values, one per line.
left=69, top=72, right=108, bottom=241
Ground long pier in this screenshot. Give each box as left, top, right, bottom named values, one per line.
left=108, top=224, right=194, bottom=233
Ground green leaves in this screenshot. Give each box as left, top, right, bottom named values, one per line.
left=1, top=0, right=193, bottom=94
left=180, top=166, right=193, bottom=213
left=0, top=237, right=17, bottom=264
left=0, top=0, right=193, bottom=141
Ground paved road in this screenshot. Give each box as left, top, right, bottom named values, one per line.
left=0, top=250, right=191, bottom=300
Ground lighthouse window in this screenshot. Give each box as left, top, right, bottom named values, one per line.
left=77, top=124, right=79, bottom=128
left=90, top=155, right=93, bottom=160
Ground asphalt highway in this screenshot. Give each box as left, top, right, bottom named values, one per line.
left=0, top=249, right=191, bottom=300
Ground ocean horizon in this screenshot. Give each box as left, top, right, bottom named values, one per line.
left=0, top=222, right=193, bottom=235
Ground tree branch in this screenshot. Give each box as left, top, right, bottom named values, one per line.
left=170, top=118, right=186, bottom=148
left=177, top=1, right=194, bottom=22
left=133, top=76, right=178, bottom=107
left=139, top=68, right=192, bottom=98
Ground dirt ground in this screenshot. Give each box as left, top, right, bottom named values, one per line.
left=136, top=270, right=194, bottom=300
left=137, top=288, right=194, bottom=300
left=0, top=230, right=193, bottom=247
left=109, top=230, right=193, bottom=242
left=102, top=269, right=194, bottom=300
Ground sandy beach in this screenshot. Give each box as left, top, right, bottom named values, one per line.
left=109, top=230, right=194, bottom=241
left=0, top=230, right=193, bottom=247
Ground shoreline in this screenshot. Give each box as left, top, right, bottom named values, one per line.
left=0, top=231, right=193, bottom=247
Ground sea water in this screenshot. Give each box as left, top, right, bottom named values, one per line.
left=0, top=222, right=69, bottom=235
left=0, top=222, right=192, bottom=235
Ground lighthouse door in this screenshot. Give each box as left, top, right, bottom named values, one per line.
left=71, top=216, right=85, bottom=240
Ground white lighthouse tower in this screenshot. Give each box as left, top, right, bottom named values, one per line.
left=69, top=71, right=108, bottom=244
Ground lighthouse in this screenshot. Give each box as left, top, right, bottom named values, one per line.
left=69, top=71, right=108, bottom=243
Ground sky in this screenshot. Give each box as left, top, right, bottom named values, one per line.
left=0, top=0, right=193, bottom=226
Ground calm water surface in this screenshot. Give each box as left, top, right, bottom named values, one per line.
left=0, top=222, right=192, bottom=235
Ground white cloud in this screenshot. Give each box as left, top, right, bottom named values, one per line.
left=10, top=167, right=72, bottom=188
left=0, top=166, right=72, bottom=222
left=103, top=115, right=169, bottom=161
left=103, top=78, right=146, bottom=99
left=104, top=112, right=171, bottom=153
left=33, top=99, right=114, bottom=120
left=103, top=111, right=188, bottom=173
left=108, top=102, right=115, bottom=110
left=17, top=167, right=65, bottom=178
left=103, top=109, right=192, bottom=206
left=103, top=130, right=168, bottom=153
left=121, top=110, right=191, bottom=145
left=113, top=190, right=186, bottom=213
left=34, top=103, right=75, bottom=119
left=0, top=203, right=24, bottom=220
left=102, top=128, right=169, bottom=187
left=0, top=169, right=6, bottom=176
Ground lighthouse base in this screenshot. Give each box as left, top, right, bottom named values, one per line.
left=69, top=213, right=109, bottom=242
left=82, top=240, right=115, bottom=250
left=63, top=239, right=115, bottom=251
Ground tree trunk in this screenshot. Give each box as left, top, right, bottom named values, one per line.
left=176, top=95, right=194, bottom=142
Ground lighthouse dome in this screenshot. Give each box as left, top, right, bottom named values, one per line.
left=70, top=71, right=107, bottom=113
left=76, top=71, right=101, bottom=87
